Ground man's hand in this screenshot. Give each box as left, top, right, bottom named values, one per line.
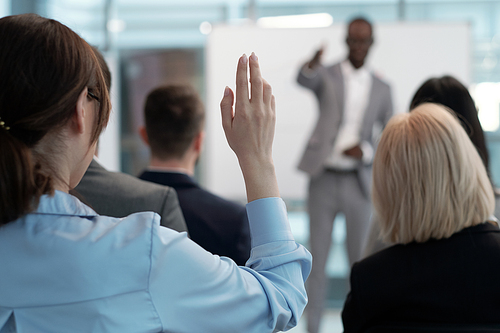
left=343, top=144, right=363, bottom=160
left=308, top=47, right=324, bottom=69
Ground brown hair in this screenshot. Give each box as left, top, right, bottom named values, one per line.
left=91, top=46, right=112, bottom=91
left=144, top=85, right=205, bottom=160
left=0, top=14, right=111, bottom=225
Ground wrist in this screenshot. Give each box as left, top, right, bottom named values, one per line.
left=238, top=157, right=280, bottom=202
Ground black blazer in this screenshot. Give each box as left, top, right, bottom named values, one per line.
left=139, top=170, right=251, bottom=266
left=342, top=222, right=500, bottom=333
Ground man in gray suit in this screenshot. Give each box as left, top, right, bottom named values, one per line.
left=296, top=17, right=393, bottom=333
left=75, top=159, right=187, bottom=233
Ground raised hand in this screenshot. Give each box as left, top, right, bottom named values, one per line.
left=220, top=53, right=279, bottom=202
left=308, top=47, right=324, bottom=69
left=343, top=144, right=363, bottom=160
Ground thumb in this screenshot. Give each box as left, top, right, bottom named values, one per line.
left=220, top=86, right=234, bottom=133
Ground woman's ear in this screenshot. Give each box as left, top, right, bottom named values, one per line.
left=71, top=88, right=88, bottom=135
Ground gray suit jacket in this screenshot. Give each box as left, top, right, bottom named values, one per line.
left=297, top=62, right=393, bottom=197
left=75, top=159, right=187, bottom=233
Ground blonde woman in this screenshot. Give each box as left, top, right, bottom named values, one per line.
left=342, top=103, right=498, bottom=332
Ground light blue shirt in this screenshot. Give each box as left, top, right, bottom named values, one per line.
left=0, top=191, right=311, bottom=332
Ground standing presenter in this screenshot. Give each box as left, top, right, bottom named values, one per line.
left=296, top=17, right=393, bottom=333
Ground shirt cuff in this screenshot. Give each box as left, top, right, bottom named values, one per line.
left=300, top=64, right=319, bottom=79
left=360, top=140, right=374, bottom=164
left=246, top=197, right=293, bottom=247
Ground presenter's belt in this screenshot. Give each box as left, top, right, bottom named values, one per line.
left=324, top=168, right=357, bottom=174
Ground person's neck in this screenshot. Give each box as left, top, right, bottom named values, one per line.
left=348, top=58, right=364, bottom=69
left=149, top=157, right=195, bottom=176
left=32, top=133, right=72, bottom=193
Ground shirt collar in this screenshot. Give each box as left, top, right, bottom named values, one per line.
left=146, top=165, right=191, bottom=176
left=341, top=59, right=370, bottom=77
left=35, top=190, right=97, bottom=217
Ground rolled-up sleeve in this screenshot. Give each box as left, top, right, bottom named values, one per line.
left=148, top=197, right=312, bottom=333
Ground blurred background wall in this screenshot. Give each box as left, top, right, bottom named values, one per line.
left=5, top=0, right=500, bottom=184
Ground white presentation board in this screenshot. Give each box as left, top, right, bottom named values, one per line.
left=204, top=22, right=470, bottom=201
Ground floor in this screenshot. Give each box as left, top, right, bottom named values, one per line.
left=288, top=309, right=344, bottom=333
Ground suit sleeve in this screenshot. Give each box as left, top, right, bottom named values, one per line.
left=159, top=187, right=188, bottom=233
left=296, top=63, right=323, bottom=94
left=148, top=197, right=312, bottom=333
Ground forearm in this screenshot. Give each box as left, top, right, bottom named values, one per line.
left=238, top=156, right=279, bottom=202
left=240, top=197, right=312, bottom=331
left=244, top=198, right=312, bottom=331
left=150, top=199, right=312, bottom=332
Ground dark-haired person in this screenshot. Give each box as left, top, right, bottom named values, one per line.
left=412, top=75, right=500, bottom=219
left=342, top=103, right=499, bottom=332
left=75, top=48, right=187, bottom=233
left=0, top=14, right=311, bottom=332
left=138, top=85, right=250, bottom=265
left=411, top=75, right=490, bottom=173
left=296, top=16, right=393, bottom=333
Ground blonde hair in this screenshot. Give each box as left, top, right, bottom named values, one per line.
left=372, top=103, right=494, bottom=244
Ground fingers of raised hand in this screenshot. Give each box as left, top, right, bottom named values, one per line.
left=249, top=52, right=263, bottom=103
left=232, top=53, right=275, bottom=124
left=236, top=54, right=249, bottom=106
left=262, top=79, right=273, bottom=106
left=220, top=86, right=234, bottom=132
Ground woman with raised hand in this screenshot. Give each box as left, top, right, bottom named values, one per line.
left=342, top=103, right=498, bottom=332
left=0, top=14, right=311, bottom=333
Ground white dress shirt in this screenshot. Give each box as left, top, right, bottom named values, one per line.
left=325, top=60, right=373, bottom=170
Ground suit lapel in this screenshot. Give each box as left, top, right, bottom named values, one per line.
left=359, top=75, right=381, bottom=141
left=330, top=63, right=345, bottom=119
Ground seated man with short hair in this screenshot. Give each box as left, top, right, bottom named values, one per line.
left=138, top=85, right=251, bottom=265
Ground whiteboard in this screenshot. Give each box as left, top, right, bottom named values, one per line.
left=204, top=22, right=470, bottom=201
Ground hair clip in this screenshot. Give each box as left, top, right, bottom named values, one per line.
left=0, top=118, right=10, bottom=131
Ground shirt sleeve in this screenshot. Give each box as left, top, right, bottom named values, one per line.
left=232, top=207, right=251, bottom=266
left=300, top=64, right=319, bottom=79
left=148, top=197, right=312, bottom=333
